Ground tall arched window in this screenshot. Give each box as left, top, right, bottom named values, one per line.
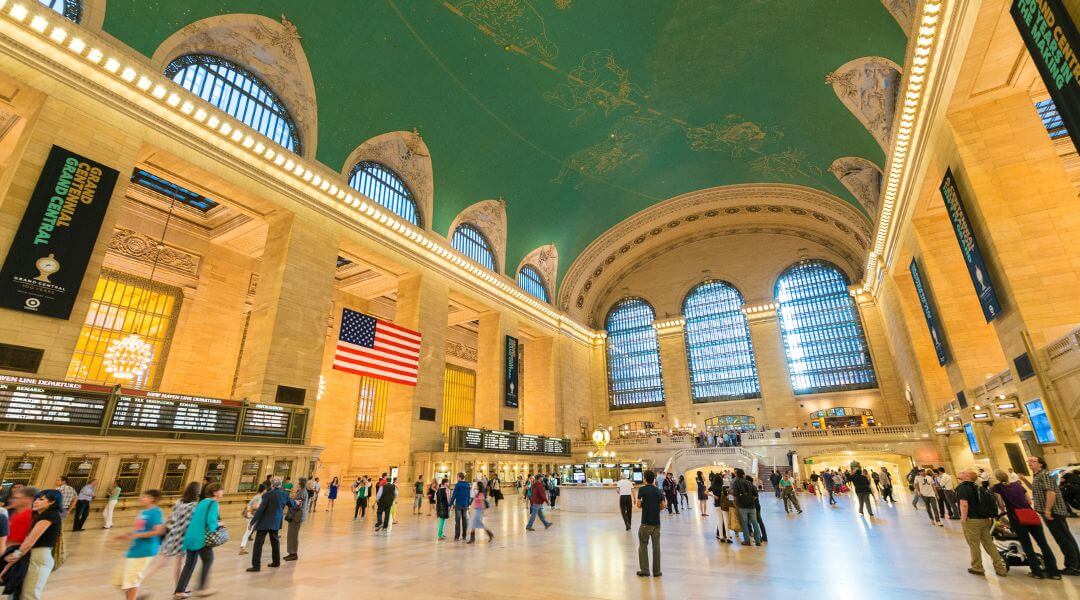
left=605, top=298, right=665, bottom=409
left=39, top=0, right=81, bottom=23
left=517, top=265, right=549, bottom=303
left=451, top=224, right=496, bottom=271
left=775, top=260, right=876, bottom=394
left=348, top=161, right=422, bottom=227
left=683, top=281, right=760, bottom=402
left=165, top=54, right=301, bottom=153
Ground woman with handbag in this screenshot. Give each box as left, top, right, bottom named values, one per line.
left=174, top=482, right=225, bottom=599
left=991, top=470, right=1060, bottom=579
left=160, top=482, right=201, bottom=581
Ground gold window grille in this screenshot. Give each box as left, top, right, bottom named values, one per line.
left=116, top=457, right=149, bottom=497
left=204, top=459, right=228, bottom=485
left=237, top=459, right=262, bottom=493
left=61, top=456, right=99, bottom=491
left=354, top=376, right=388, bottom=439
left=441, top=364, right=476, bottom=435
left=160, top=459, right=191, bottom=495
left=66, top=269, right=182, bottom=388
left=1, top=456, right=43, bottom=487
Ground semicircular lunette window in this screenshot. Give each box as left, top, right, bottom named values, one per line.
left=775, top=260, right=876, bottom=395
left=683, top=280, right=760, bottom=402
left=605, top=298, right=665, bottom=410
left=165, top=54, right=301, bottom=153
left=348, top=161, right=422, bottom=227
left=39, top=0, right=82, bottom=23
left=516, top=264, right=549, bottom=303
left=451, top=223, right=496, bottom=271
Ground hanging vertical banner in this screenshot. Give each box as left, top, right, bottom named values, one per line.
left=939, top=169, right=1002, bottom=322
left=0, top=146, right=119, bottom=319
left=504, top=335, right=519, bottom=408
left=909, top=258, right=948, bottom=366
left=1011, top=0, right=1080, bottom=151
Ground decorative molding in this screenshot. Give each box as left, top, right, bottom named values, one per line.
left=829, top=157, right=883, bottom=220
left=825, top=57, right=902, bottom=151
left=150, top=13, right=319, bottom=158
left=339, top=130, right=433, bottom=231
left=247, top=273, right=259, bottom=296
left=0, top=108, right=19, bottom=140
left=881, top=0, right=917, bottom=35
left=445, top=340, right=478, bottom=362
left=107, top=227, right=201, bottom=277
left=517, top=243, right=558, bottom=297
left=448, top=199, right=507, bottom=274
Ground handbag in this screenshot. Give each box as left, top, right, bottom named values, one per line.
left=1013, top=507, right=1042, bottom=527
left=202, top=502, right=229, bottom=548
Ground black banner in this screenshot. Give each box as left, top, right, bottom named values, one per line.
left=1012, top=0, right=1080, bottom=151
left=505, top=335, right=519, bottom=408
left=909, top=258, right=948, bottom=365
left=939, top=169, right=1002, bottom=322
left=0, top=146, right=119, bottom=319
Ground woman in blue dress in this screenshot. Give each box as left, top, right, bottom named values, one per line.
left=326, top=477, right=339, bottom=513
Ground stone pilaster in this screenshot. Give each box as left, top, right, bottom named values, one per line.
left=522, top=335, right=556, bottom=436
left=746, top=309, right=796, bottom=428
left=476, top=310, right=517, bottom=430
left=655, top=324, right=692, bottom=427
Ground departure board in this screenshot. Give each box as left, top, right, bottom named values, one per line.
left=452, top=427, right=571, bottom=456
left=241, top=405, right=290, bottom=437
left=110, top=396, right=239, bottom=434
left=0, top=376, right=108, bottom=426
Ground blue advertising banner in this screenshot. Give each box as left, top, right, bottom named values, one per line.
left=1011, top=0, right=1080, bottom=152
left=939, top=169, right=1002, bottom=322
left=909, top=258, right=948, bottom=366
left=504, top=335, right=519, bottom=408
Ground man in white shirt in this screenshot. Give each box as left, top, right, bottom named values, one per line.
left=936, top=468, right=958, bottom=519
left=616, top=475, right=634, bottom=531
left=915, top=469, right=943, bottom=526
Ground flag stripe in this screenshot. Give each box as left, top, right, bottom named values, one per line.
left=338, top=341, right=418, bottom=363
left=332, top=362, right=417, bottom=385
left=334, top=307, right=421, bottom=387
left=333, top=353, right=419, bottom=377
left=378, top=326, right=421, bottom=349
left=335, top=347, right=419, bottom=371
left=379, top=319, right=421, bottom=341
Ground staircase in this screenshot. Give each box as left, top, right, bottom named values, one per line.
left=758, top=464, right=779, bottom=493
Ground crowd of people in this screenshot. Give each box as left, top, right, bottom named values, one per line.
left=694, top=431, right=744, bottom=448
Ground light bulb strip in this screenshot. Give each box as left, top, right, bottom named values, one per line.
left=862, top=0, right=945, bottom=294
left=0, top=5, right=602, bottom=342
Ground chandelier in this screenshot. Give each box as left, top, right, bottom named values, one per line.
left=103, top=333, right=153, bottom=380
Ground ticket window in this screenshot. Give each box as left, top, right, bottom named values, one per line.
left=1, top=456, right=43, bottom=495
left=116, top=458, right=149, bottom=497
left=273, top=460, right=293, bottom=481
left=62, top=456, right=100, bottom=492
left=160, top=459, right=191, bottom=496
left=238, top=460, right=263, bottom=493
left=204, top=460, right=228, bottom=485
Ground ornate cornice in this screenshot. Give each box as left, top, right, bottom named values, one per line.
left=108, top=227, right=201, bottom=277
left=445, top=340, right=478, bottom=362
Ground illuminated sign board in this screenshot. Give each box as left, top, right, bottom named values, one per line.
left=452, top=427, right=571, bottom=456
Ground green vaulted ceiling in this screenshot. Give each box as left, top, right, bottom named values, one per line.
left=102, top=0, right=906, bottom=283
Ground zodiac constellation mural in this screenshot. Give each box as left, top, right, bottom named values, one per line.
left=453, top=0, right=558, bottom=60
left=544, top=50, right=646, bottom=126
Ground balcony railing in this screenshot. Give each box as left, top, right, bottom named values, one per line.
left=744, top=424, right=922, bottom=442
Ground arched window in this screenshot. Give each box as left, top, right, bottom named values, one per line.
left=683, top=281, right=759, bottom=402
left=516, top=265, right=549, bottom=303
left=165, top=54, right=301, bottom=153
left=775, top=260, right=876, bottom=394
left=39, top=0, right=81, bottom=23
left=605, top=298, right=665, bottom=409
left=347, top=161, right=422, bottom=227
left=451, top=223, right=496, bottom=271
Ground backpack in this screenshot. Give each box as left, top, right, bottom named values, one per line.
left=973, top=483, right=999, bottom=519
left=734, top=480, right=756, bottom=509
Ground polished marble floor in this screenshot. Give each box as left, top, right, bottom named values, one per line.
left=47, top=489, right=1080, bottom=599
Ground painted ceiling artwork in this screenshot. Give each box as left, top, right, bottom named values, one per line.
left=103, top=0, right=906, bottom=282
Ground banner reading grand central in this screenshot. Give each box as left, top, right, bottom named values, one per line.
left=1011, top=0, right=1080, bottom=152
left=0, top=146, right=119, bottom=319
left=939, top=169, right=1001, bottom=323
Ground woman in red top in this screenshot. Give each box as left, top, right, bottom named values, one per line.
left=5, top=487, right=37, bottom=545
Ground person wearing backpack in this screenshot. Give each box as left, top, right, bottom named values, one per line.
left=730, top=468, right=761, bottom=546
left=956, top=469, right=1007, bottom=577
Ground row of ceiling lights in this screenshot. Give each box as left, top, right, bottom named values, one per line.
left=0, top=1, right=599, bottom=341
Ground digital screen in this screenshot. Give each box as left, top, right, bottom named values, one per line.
left=1024, top=399, right=1057, bottom=444
left=964, top=422, right=980, bottom=454
left=452, top=427, right=570, bottom=456
left=462, top=429, right=483, bottom=449
left=515, top=434, right=540, bottom=454
left=483, top=430, right=513, bottom=451
left=241, top=406, right=290, bottom=437
left=0, top=380, right=108, bottom=426
left=543, top=438, right=567, bottom=455
left=111, top=397, right=239, bottom=434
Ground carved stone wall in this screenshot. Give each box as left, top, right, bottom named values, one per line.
left=445, top=340, right=478, bottom=362
left=826, top=57, right=902, bottom=151
left=150, top=13, right=319, bottom=158
left=108, top=227, right=201, bottom=277
left=830, top=157, right=883, bottom=220
left=448, top=199, right=507, bottom=274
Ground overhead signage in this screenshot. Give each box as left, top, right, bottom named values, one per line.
left=505, top=335, right=519, bottom=408
left=939, top=169, right=1001, bottom=322
left=241, top=406, right=290, bottom=437
left=0, top=381, right=108, bottom=426
left=1011, top=0, right=1080, bottom=151
left=964, top=422, right=981, bottom=454
left=1024, top=398, right=1058, bottom=444
left=452, top=426, right=571, bottom=456
left=909, top=258, right=948, bottom=365
left=111, top=396, right=239, bottom=434
left=0, top=146, right=119, bottom=319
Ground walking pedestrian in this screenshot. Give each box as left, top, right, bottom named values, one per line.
left=174, top=482, right=223, bottom=598
left=247, top=477, right=289, bottom=572
left=466, top=484, right=493, bottom=543
left=662, top=473, right=679, bottom=515
left=635, top=470, right=664, bottom=578
left=525, top=474, right=552, bottom=531
left=770, top=471, right=782, bottom=499
left=102, top=479, right=121, bottom=529
left=112, top=489, right=165, bottom=600
left=413, top=477, right=425, bottom=515
left=677, top=475, right=689, bottom=511
left=352, top=477, right=369, bottom=520
left=309, top=478, right=321, bottom=513
left=937, top=468, right=959, bottom=519
left=915, top=469, right=943, bottom=526
left=434, top=479, right=451, bottom=540
left=450, top=473, right=470, bottom=541
left=375, top=477, right=397, bottom=532
left=616, top=474, right=634, bottom=531
left=72, top=479, right=96, bottom=532
left=325, top=477, right=339, bottom=513
left=238, top=483, right=266, bottom=555
left=879, top=468, right=895, bottom=503
left=991, top=469, right=1060, bottom=579
left=850, top=468, right=873, bottom=516
left=780, top=472, right=803, bottom=514
left=4, top=489, right=63, bottom=599
left=822, top=469, right=837, bottom=505
left=284, top=477, right=310, bottom=560
left=1029, top=456, right=1080, bottom=575
left=160, top=482, right=201, bottom=582
left=956, top=469, right=1007, bottom=578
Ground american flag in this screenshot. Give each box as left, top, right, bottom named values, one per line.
left=332, top=308, right=421, bottom=386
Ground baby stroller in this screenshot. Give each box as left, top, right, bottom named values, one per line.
left=992, top=517, right=1042, bottom=571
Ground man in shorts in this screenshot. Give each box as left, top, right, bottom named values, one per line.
left=113, top=489, right=165, bottom=599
